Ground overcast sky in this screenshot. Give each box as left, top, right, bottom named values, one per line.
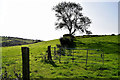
left=0, top=0, right=119, bottom=41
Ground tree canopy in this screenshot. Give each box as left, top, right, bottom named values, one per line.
left=53, top=2, right=92, bottom=35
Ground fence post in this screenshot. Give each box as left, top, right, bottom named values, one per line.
left=59, top=47, right=61, bottom=63
left=86, top=49, right=88, bottom=65
left=21, top=47, right=30, bottom=80
left=54, top=47, right=56, bottom=56
left=72, top=49, right=74, bottom=62
left=48, top=46, right=52, bottom=60
left=103, top=52, right=104, bottom=65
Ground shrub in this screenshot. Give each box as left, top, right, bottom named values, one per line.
left=59, top=35, right=75, bottom=48
left=111, top=34, right=115, bottom=36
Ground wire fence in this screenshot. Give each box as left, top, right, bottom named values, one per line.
left=1, top=46, right=104, bottom=79
left=50, top=47, right=104, bottom=65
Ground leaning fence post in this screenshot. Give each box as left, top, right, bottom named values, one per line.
left=48, top=46, right=52, bottom=60
left=21, top=47, right=30, bottom=80
left=86, top=49, right=88, bottom=65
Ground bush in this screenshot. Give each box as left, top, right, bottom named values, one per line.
left=111, top=34, right=115, bottom=36
left=59, top=35, right=75, bottom=48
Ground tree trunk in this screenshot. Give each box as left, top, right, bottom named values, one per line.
left=69, top=29, right=72, bottom=34
left=71, top=29, right=76, bottom=35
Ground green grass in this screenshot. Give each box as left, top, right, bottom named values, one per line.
left=2, top=35, right=119, bottom=79
left=0, top=36, right=42, bottom=47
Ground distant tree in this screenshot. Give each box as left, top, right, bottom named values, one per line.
left=53, top=2, right=92, bottom=35
left=111, top=34, right=115, bottom=36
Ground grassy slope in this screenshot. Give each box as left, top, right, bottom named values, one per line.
left=0, top=36, right=42, bottom=47
left=2, top=35, right=119, bottom=79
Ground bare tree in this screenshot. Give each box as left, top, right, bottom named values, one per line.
left=53, top=2, right=92, bottom=35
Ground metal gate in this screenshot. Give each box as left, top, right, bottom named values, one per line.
left=50, top=46, right=104, bottom=65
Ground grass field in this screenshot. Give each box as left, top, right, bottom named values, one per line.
left=1, top=35, right=119, bottom=79
left=0, top=36, right=42, bottom=47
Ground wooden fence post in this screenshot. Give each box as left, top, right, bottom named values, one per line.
left=21, top=47, right=30, bottom=80
left=48, top=46, right=52, bottom=60
left=86, top=49, right=88, bottom=65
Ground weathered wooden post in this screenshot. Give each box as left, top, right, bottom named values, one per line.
left=86, top=49, right=88, bottom=65
left=22, top=47, right=30, bottom=80
left=48, top=46, right=52, bottom=60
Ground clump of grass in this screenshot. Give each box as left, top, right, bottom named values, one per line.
left=89, top=64, right=110, bottom=71
left=2, top=67, right=22, bottom=79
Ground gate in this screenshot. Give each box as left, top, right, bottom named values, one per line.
left=50, top=46, right=104, bottom=65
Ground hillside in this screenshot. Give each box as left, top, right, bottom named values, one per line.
left=1, top=35, right=119, bottom=79
left=0, top=36, right=43, bottom=47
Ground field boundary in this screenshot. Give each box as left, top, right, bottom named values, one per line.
left=46, top=46, right=104, bottom=65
